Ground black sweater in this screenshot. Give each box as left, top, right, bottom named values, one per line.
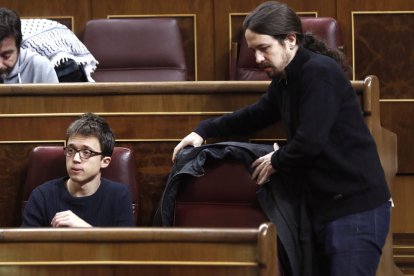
left=195, top=47, right=390, bottom=224
left=22, top=177, right=134, bottom=227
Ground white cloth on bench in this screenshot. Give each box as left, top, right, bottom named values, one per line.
left=21, top=19, right=98, bottom=82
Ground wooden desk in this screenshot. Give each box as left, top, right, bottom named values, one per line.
left=0, top=223, right=277, bottom=276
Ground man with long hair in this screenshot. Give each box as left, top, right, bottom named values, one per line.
left=172, top=2, right=391, bottom=275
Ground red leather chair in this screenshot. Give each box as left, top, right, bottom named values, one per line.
left=22, top=146, right=139, bottom=224
left=230, top=17, right=344, bottom=80
left=173, top=158, right=268, bottom=228
left=82, top=18, right=187, bottom=82
left=173, top=157, right=288, bottom=275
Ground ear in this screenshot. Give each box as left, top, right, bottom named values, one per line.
left=100, top=156, right=111, bottom=169
left=286, top=33, right=297, bottom=47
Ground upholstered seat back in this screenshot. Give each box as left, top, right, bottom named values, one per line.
left=83, top=18, right=187, bottom=82
left=174, top=158, right=268, bottom=228
left=22, top=146, right=139, bottom=224
left=231, top=17, right=343, bottom=80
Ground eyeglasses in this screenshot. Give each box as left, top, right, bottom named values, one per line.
left=63, top=147, right=103, bottom=160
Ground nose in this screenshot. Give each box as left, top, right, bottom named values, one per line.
left=255, top=51, right=265, bottom=64
left=72, top=151, right=82, bottom=162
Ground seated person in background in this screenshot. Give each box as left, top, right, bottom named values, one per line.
left=0, top=7, right=58, bottom=83
left=22, top=113, right=134, bottom=227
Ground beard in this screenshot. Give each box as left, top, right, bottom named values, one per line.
left=260, top=63, right=283, bottom=78
left=260, top=50, right=292, bottom=78
left=0, top=68, right=11, bottom=81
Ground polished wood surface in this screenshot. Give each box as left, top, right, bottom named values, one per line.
left=0, top=0, right=90, bottom=35
left=0, top=223, right=277, bottom=276
left=394, top=233, right=414, bottom=275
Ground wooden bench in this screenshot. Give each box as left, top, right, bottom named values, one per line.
left=354, top=76, right=401, bottom=276
left=0, top=223, right=277, bottom=276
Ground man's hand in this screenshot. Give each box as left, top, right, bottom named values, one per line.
left=51, top=210, right=92, bottom=228
left=251, top=143, right=279, bottom=185
left=172, top=132, right=204, bottom=162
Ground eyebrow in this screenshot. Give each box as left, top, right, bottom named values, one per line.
left=0, top=49, right=15, bottom=56
left=66, top=144, right=95, bottom=151
left=249, top=43, right=269, bottom=50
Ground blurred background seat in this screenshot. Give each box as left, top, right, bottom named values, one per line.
left=82, top=18, right=187, bottom=82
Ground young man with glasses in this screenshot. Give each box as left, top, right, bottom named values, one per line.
left=22, top=113, right=134, bottom=227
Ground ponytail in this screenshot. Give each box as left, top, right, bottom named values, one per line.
left=301, top=32, right=350, bottom=73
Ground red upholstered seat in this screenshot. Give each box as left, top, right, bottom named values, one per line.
left=83, top=18, right=187, bottom=82
left=230, top=17, right=344, bottom=80
left=22, top=146, right=139, bottom=225
left=172, top=157, right=285, bottom=275
left=174, top=158, right=268, bottom=228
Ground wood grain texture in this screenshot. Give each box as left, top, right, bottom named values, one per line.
left=0, top=224, right=277, bottom=276
left=0, top=0, right=90, bottom=35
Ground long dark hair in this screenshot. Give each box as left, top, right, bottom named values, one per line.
left=243, top=1, right=346, bottom=67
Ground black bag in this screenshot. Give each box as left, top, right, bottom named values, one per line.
left=55, top=59, right=88, bottom=82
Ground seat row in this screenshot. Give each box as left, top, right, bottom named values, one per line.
left=84, top=16, right=343, bottom=82
left=22, top=146, right=267, bottom=228
left=23, top=16, right=343, bottom=82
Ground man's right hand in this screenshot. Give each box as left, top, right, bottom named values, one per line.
left=172, top=132, right=204, bottom=162
left=51, top=210, right=92, bottom=228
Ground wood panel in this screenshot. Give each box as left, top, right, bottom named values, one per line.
left=394, top=232, right=414, bottom=275
left=381, top=101, right=414, bottom=173
left=391, top=175, right=414, bottom=234
left=352, top=12, right=414, bottom=97
left=0, top=224, right=278, bottom=276
left=0, top=0, right=91, bottom=36
left=336, top=0, right=414, bottom=74
left=0, top=82, right=270, bottom=113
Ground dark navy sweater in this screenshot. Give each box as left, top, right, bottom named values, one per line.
left=195, top=47, right=390, bottom=223
left=22, top=177, right=134, bottom=227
